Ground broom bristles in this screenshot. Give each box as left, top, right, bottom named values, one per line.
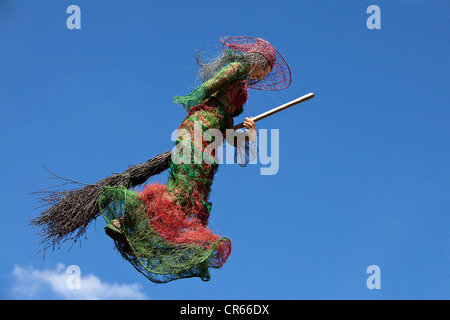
left=30, top=151, right=172, bottom=252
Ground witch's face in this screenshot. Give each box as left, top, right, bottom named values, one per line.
left=249, top=63, right=272, bottom=81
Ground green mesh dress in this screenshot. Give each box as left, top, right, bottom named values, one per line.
left=100, top=61, right=252, bottom=283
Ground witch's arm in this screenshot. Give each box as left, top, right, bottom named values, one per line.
left=225, top=93, right=317, bottom=146
left=225, top=117, right=256, bottom=147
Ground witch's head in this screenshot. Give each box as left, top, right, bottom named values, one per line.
left=223, top=37, right=291, bottom=90
left=243, top=51, right=273, bottom=81
left=197, top=36, right=291, bottom=91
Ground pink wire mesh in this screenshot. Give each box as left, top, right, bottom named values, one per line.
left=220, top=36, right=292, bottom=91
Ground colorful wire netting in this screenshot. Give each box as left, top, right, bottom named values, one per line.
left=221, top=36, right=292, bottom=91
left=100, top=61, right=252, bottom=283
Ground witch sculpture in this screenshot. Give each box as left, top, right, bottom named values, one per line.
left=31, top=36, right=311, bottom=284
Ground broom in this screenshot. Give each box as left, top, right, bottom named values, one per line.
left=30, top=93, right=314, bottom=251
left=30, top=151, right=172, bottom=251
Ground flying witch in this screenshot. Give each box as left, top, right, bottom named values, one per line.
left=31, top=36, right=314, bottom=283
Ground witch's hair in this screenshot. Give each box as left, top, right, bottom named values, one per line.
left=195, top=48, right=270, bottom=85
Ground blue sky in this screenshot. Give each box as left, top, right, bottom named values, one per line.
left=1, top=0, right=449, bottom=299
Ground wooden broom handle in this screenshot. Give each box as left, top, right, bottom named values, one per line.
left=232, top=92, right=315, bottom=130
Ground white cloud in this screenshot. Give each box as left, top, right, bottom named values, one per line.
left=11, top=263, right=149, bottom=300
